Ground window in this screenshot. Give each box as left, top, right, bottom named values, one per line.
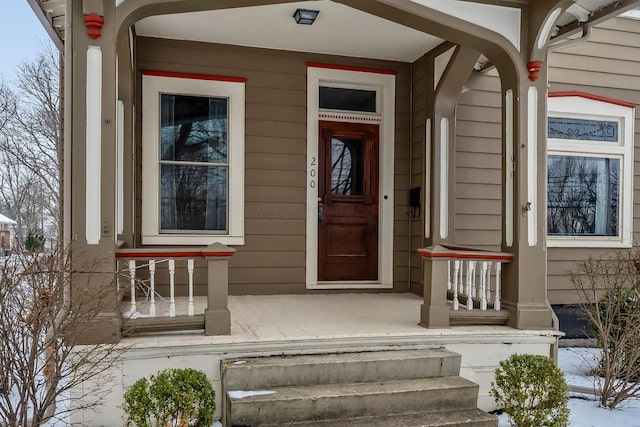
left=621, top=7, right=640, bottom=20
left=141, top=72, right=245, bottom=245
left=547, top=94, right=634, bottom=248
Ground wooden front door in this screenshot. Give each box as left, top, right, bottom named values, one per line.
left=318, top=121, right=379, bottom=281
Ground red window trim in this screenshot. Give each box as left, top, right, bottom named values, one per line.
left=141, top=69, right=246, bottom=83
left=306, top=62, right=396, bottom=76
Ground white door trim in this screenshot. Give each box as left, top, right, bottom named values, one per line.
left=306, top=66, right=395, bottom=289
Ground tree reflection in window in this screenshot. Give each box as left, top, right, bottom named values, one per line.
left=159, top=94, right=228, bottom=232
left=331, top=137, right=364, bottom=195
left=547, top=155, right=619, bottom=236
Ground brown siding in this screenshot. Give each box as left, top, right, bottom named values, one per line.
left=454, top=73, right=502, bottom=251
left=135, top=38, right=412, bottom=294
left=547, top=17, right=640, bottom=304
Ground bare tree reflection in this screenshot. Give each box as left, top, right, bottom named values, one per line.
left=547, top=155, right=618, bottom=236
left=159, top=94, right=228, bottom=232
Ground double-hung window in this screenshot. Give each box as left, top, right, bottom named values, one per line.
left=141, top=72, right=245, bottom=245
left=547, top=93, right=634, bottom=247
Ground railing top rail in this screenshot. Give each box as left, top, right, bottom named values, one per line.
left=417, top=244, right=513, bottom=262
left=116, top=242, right=236, bottom=259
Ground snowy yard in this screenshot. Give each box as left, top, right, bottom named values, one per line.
left=498, top=347, right=640, bottom=427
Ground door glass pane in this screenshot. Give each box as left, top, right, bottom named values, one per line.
left=547, top=155, right=619, bottom=236
left=160, top=164, right=228, bottom=232
left=331, top=137, right=364, bottom=195
left=319, top=87, right=376, bottom=113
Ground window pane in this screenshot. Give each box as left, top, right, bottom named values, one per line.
left=160, top=94, right=228, bottom=163
left=548, top=117, right=618, bottom=142
left=547, top=155, right=619, bottom=237
left=331, top=137, right=364, bottom=195
left=319, top=87, right=376, bottom=113
left=160, top=164, right=228, bottom=232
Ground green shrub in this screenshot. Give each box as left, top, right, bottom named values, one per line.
left=122, top=368, right=216, bottom=427
left=24, top=231, right=45, bottom=252
left=491, top=354, right=569, bottom=427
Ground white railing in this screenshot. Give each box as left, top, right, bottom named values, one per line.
left=447, top=258, right=504, bottom=311
left=115, top=244, right=235, bottom=335
left=417, top=244, right=513, bottom=327
left=118, top=257, right=197, bottom=318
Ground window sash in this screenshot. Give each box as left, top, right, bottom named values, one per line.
left=547, top=155, right=620, bottom=237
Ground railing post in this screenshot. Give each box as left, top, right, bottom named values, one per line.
left=418, top=245, right=450, bottom=328
left=202, top=242, right=236, bottom=336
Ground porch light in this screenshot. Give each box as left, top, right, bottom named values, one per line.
left=293, top=8, right=319, bottom=25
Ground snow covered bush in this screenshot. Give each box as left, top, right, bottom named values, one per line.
left=122, top=368, right=216, bottom=427
left=491, top=354, right=569, bottom=427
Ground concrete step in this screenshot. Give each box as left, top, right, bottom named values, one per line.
left=258, top=408, right=498, bottom=427
left=227, top=376, right=480, bottom=426
left=224, top=349, right=461, bottom=390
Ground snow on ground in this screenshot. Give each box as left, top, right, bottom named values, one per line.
left=498, top=347, right=640, bottom=427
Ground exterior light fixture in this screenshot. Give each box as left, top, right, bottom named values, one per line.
left=293, top=8, right=319, bottom=25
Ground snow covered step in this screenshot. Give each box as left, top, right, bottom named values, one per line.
left=261, top=408, right=498, bottom=427
left=227, top=376, right=480, bottom=426
left=223, top=349, right=461, bottom=390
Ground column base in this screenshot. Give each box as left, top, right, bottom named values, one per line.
left=503, top=302, right=556, bottom=330
left=76, top=312, right=122, bottom=344
left=205, top=308, right=231, bottom=336
left=419, top=303, right=450, bottom=329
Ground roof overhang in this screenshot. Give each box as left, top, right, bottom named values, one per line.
left=29, top=0, right=640, bottom=58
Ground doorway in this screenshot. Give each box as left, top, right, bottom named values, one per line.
left=318, top=121, right=379, bottom=281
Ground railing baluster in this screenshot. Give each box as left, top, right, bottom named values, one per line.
left=452, top=260, right=460, bottom=310
left=149, top=260, right=156, bottom=317
left=480, top=261, right=488, bottom=310
left=494, top=262, right=502, bottom=311
left=128, top=260, right=136, bottom=315
left=168, top=259, right=176, bottom=317
left=485, top=261, right=492, bottom=309
left=466, top=260, right=475, bottom=310
left=447, top=260, right=452, bottom=290
left=187, top=259, right=194, bottom=316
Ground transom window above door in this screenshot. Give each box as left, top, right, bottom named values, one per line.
left=319, top=86, right=377, bottom=113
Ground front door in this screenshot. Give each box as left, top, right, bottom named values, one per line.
left=318, top=121, right=379, bottom=281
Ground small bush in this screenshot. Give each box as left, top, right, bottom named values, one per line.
left=571, top=250, right=640, bottom=408
left=491, top=354, right=569, bottom=427
left=123, top=368, right=216, bottom=427
left=24, top=231, right=45, bottom=252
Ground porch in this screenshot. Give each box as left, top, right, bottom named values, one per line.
left=116, top=244, right=516, bottom=335
left=82, top=292, right=559, bottom=425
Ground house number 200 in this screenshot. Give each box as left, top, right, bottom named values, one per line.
left=309, top=157, right=317, bottom=188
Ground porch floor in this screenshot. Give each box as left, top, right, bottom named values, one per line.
left=121, top=293, right=560, bottom=355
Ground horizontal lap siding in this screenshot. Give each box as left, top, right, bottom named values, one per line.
left=547, top=17, right=640, bottom=304
left=136, top=38, right=411, bottom=294
left=454, top=74, right=502, bottom=251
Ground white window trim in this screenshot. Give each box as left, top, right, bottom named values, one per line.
left=306, top=66, right=395, bottom=289
left=141, top=74, right=245, bottom=246
left=547, top=95, right=634, bottom=248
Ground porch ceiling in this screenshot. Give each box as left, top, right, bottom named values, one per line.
left=134, top=1, right=443, bottom=63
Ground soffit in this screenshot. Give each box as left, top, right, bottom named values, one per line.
left=134, top=1, right=443, bottom=63
left=30, top=0, right=640, bottom=55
